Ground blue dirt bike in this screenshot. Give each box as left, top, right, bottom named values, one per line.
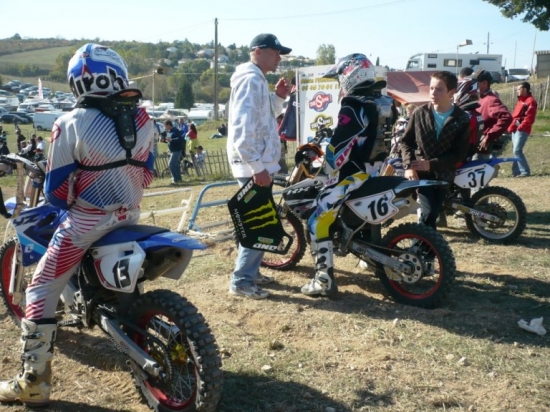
left=0, top=154, right=222, bottom=412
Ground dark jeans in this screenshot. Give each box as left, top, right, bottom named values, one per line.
left=418, top=185, right=449, bottom=229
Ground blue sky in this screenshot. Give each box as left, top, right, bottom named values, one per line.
left=1, top=0, right=547, bottom=71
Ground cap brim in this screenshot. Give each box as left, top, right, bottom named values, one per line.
left=278, top=46, right=292, bottom=55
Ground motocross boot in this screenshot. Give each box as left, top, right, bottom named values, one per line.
left=0, top=318, right=57, bottom=406
left=301, top=240, right=338, bottom=297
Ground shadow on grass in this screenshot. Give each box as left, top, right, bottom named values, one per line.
left=218, top=370, right=391, bottom=412
left=264, top=265, right=550, bottom=349
left=10, top=401, right=138, bottom=412
left=52, top=329, right=394, bottom=411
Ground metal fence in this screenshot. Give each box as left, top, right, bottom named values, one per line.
left=498, top=77, right=550, bottom=112
left=154, top=141, right=298, bottom=180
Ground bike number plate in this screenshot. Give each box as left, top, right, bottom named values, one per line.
left=454, top=164, right=495, bottom=189
left=345, top=190, right=399, bottom=224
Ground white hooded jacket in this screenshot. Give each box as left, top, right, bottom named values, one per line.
left=226, top=62, right=284, bottom=178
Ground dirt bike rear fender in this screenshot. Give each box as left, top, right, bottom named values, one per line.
left=138, top=231, right=206, bottom=280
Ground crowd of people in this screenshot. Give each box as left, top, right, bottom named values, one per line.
left=0, top=125, right=47, bottom=163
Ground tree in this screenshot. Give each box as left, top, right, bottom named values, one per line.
left=483, top=0, right=550, bottom=31
left=316, top=44, right=336, bottom=65
left=175, top=77, right=194, bottom=109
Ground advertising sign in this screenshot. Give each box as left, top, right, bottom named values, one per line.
left=296, top=65, right=340, bottom=145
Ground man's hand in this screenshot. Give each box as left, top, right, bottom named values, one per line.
left=478, top=137, right=490, bottom=152
left=253, top=169, right=272, bottom=187
left=275, top=77, right=291, bottom=99
left=404, top=169, right=418, bottom=181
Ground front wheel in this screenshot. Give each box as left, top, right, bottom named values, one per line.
left=127, top=290, right=222, bottom=412
left=375, top=223, right=456, bottom=308
left=465, top=186, right=527, bottom=244
left=260, top=211, right=307, bottom=271
left=0, top=238, right=31, bottom=326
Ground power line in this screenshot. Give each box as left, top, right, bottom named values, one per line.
left=221, top=0, right=418, bottom=21
left=134, top=19, right=214, bottom=43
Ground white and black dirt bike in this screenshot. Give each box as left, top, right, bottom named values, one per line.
left=381, top=150, right=527, bottom=244
left=258, top=140, right=457, bottom=308
left=0, top=154, right=222, bottom=412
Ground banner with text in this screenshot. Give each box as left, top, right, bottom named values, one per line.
left=296, top=65, right=340, bottom=145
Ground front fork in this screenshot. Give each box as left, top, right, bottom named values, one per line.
left=9, top=242, right=26, bottom=307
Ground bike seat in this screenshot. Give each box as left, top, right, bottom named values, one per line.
left=93, top=225, right=170, bottom=247
left=347, top=176, right=407, bottom=200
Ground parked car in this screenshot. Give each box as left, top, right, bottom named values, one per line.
left=9, top=111, right=33, bottom=123
left=0, top=113, right=30, bottom=124
left=505, top=68, right=531, bottom=83
left=489, top=71, right=504, bottom=83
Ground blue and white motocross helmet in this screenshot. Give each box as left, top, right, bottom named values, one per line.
left=67, top=43, right=129, bottom=98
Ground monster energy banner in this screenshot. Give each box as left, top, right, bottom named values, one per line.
left=228, top=180, right=293, bottom=255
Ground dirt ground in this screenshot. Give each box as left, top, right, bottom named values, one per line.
left=0, top=177, right=549, bottom=412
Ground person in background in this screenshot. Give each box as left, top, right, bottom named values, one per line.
left=210, top=123, right=228, bottom=139
left=475, top=70, right=512, bottom=155
left=34, top=148, right=45, bottom=163
left=35, top=136, right=46, bottom=152
left=276, top=113, right=288, bottom=173
left=400, top=71, right=471, bottom=229
left=405, top=103, right=417, bottom=119
left=16, top=129, right=26, bottom=152
left=164, top=119, right=184, bottom=185
left=186, top=122, right=199, bottom=153
left=508, top=81, right=538, bottom=177
left=0, top=43, right=154, bottom=407
left=226, top=33, right=292, bottom=299
left=194, top=145, right=207, bottom=174
left=20, top=135, right=36, bottom=159
left=0, top=138, right=10, bottom=155
left=151, top=120, right=162, bottom=176
left=179, top=118, right=189, bottom=140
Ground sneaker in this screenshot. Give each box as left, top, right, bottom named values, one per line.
left=229, top=284, right=270, bottom=299
left=254, top=274, right=274, bottom=285
left=516, top=173, right=530, bottom=178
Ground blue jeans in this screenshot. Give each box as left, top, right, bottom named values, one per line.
left=169, top=150, right=182, bottom=182
left=230, top=177, right=264, bottom=289
left=511, top=131, right=530, bottom=176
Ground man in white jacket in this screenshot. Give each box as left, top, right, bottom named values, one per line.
left=227, top=33, right=291, bottom=299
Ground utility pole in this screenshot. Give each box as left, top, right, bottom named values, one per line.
left=213, top=18, right=219, bottom=121
left=486, top=32, right=490, bottom=54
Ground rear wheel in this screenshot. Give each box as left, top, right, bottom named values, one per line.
left=0, top=238, right=31, bottom=326
left=465, top=186, right=527, bottom=244
left=375, top=223, right=456, bottom=308
left=260, top=211, right=307, bottom=271
left=127, top=290, right=222, bottom=412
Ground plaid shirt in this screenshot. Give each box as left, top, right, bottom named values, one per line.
left=401, top=103, right=471, bottom=182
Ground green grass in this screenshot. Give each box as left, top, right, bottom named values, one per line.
left=0, top=46, right=75, bottom=70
